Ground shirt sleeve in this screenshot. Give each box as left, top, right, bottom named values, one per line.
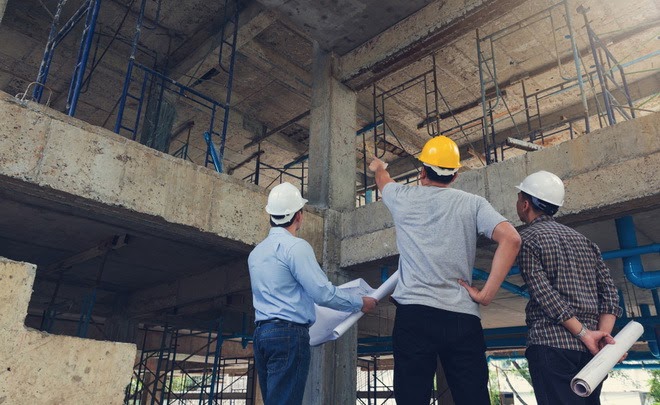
left=591, top=243, right=623, bottom=317
left=519, top=239, right=576, bottom=323
left=287, top=240, right=363, bottom=312
left=381, top=182, right=404, bottom=217
left=475, top=196, right=508, bottom=239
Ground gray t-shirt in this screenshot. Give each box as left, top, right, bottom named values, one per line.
left=382, top=182, right=507, bottom=318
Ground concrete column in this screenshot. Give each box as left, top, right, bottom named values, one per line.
left=0, top=0, right=7, bottom=26
left=307, top=43, right=357, bottom=211
left=303, top=43, right=359, bottom=405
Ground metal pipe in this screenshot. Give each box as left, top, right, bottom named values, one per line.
left=564, top=0, right=590, bottom=132
left=473, top=268, right=529, bottom=299
left=640, top=304, right=659, bottom=358
left=616, top=216, right=660, bottom=289
left=602, top=244, right=660, bottom=260
left=114, top=0, right=148, bottom=134
left=67, top=0, right=101, bottom=116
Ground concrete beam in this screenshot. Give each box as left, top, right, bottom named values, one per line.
left=341, top=112, right=660, bottom=267
left=168, top=3, right=276, bottom=82
left=0, top=91, right=324, bottom=254
left=338, top=0, right=527, bottom=90
left=0, top=256, right=136, bottom=404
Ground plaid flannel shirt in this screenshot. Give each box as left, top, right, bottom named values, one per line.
left=519, top=215, right=622, bottom=352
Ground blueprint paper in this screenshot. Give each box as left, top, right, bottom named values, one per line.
left=570, top=321, right=643, bottom=397
left=309, top=270, right=399, bottom=346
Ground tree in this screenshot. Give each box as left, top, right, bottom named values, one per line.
left=648, top=370, right=660, bottom=404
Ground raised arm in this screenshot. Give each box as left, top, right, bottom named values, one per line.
left=368, top=157, right=394, bottom=192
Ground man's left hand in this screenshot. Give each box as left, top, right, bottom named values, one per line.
left=458, top=279, right=490, bottom=306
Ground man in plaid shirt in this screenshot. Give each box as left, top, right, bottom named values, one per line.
left=515, top=171, right=622, bottom=405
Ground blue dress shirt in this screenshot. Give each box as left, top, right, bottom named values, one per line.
left=248, top=227, right=362, bottom=325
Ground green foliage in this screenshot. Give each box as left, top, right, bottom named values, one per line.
left=488, top=367, right=502, bottom=405
left=648, top=370, right=660, bottom=403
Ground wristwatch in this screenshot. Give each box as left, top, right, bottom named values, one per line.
left=574, top=324, right=588, bottom=339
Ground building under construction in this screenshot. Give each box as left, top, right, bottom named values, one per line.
left=0, top=0, right=658, bottom=403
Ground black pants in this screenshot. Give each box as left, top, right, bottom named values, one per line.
left=526, top=345, right=603, bottom=405
left=393, top=304, right=490, bottom=405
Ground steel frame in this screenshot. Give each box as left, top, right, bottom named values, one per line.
left=32, top=0, right=102, bottom=116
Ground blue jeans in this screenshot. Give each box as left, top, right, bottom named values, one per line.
left=393, top=304, right=490, bottom=405
left=526, top=345, right=603, bottom=405
left=253, top=322, right=310, bottom=405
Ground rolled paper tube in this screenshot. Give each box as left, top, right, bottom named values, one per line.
left=570, top=320, right=644, bottom=397
left=332, top=270, right=400, bottom=339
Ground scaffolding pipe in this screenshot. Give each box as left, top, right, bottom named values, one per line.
left=66, top=0, right=101, bottom=116
left=563, top=0, right=590, bottom=132
left=616, top=216, right=660, bottom=289
left=114, top=0, right=148, bottom=134
left=473, top=268, right=529, bottom=299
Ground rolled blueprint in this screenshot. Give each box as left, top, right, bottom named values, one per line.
left=332, top=270, right=400, bottom=339
left=570, top=320, right=644, bottom=397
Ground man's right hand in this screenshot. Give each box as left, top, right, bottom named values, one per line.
left=361, top=297, right=378, bottom=313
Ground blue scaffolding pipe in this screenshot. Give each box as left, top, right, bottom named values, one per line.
left=66, top=0, right=102, bottom=116
left=487, top=353, right=660, bottom=369
left=216, top=0, right=240, bottom=174
left=380, top=267, right=389, bottom=283
left=473, top=268, right=530, bottom=299
left=204, top=132, right=222, bottom=173
left=114, top=0, right=148, bottom=134
left=616, top=216, right=660, bottom=289
left=33, top=0, right=98, bottom=105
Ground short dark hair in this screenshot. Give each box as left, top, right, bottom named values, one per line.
left=520, top=191, right=559, bottom=216
left=423, top=165, right=456, bottom=185
left=270, top=209, right=302, bottom=227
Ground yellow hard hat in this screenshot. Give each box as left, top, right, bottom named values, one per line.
left=418, top=136, right=461, bottom=169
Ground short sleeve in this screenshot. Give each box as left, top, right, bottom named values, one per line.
left=475, top=196, right=507, bottom=239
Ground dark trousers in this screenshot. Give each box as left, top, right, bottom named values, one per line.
left=393, top=304, right=490, bottom=405
left=253, top=322, right=311, bottom=405
left=526, top=345, right=603, bottom=405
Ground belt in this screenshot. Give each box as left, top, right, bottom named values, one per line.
left=255, top=318, right=310, bottom=329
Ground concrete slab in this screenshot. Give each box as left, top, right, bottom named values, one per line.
left=0, top=92, right=325, bottom=254
left=0, top=256, right=136, bottom=405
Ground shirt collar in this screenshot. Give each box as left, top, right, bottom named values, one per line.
left=530, top=214, right=555, bottom=226
left=269, top=227, right=293, bottom=236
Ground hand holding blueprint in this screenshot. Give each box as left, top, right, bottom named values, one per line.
left=309, top=270, right=399, bottom=346
left=570, top=320, right=643, bottom=397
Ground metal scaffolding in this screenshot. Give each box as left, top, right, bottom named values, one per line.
left=32, top=0, right=102, bottom=116
left=114, top=0, right=239, bottom=172
left=125, top=320, right=256, bottom=405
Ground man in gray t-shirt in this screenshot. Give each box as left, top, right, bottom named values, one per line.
left=369, top=135, right=521, bottom=405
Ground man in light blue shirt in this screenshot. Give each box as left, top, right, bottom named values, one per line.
left=248, top=182, right=377, bottom=405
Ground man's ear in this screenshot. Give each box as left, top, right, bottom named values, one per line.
left=419, top=166, right=428, bottom=179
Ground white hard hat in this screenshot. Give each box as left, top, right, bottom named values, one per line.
left=516, top=170, right=565, bottom=207
left=265, top=182, right=308, bottom=225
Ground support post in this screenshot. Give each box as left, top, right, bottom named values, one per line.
left=304, top=42, right=359, bottom=405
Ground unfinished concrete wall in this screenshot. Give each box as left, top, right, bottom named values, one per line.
left=0, top=256, right=136, bottom=405
left=341, top=112, right=660, bottom=267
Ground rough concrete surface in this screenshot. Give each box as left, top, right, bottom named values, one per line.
left=341, top=112, right=660, bottom=267
left=0, top=256, right=136, bottom=405
left=0, top=92, right=325, bottom=254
